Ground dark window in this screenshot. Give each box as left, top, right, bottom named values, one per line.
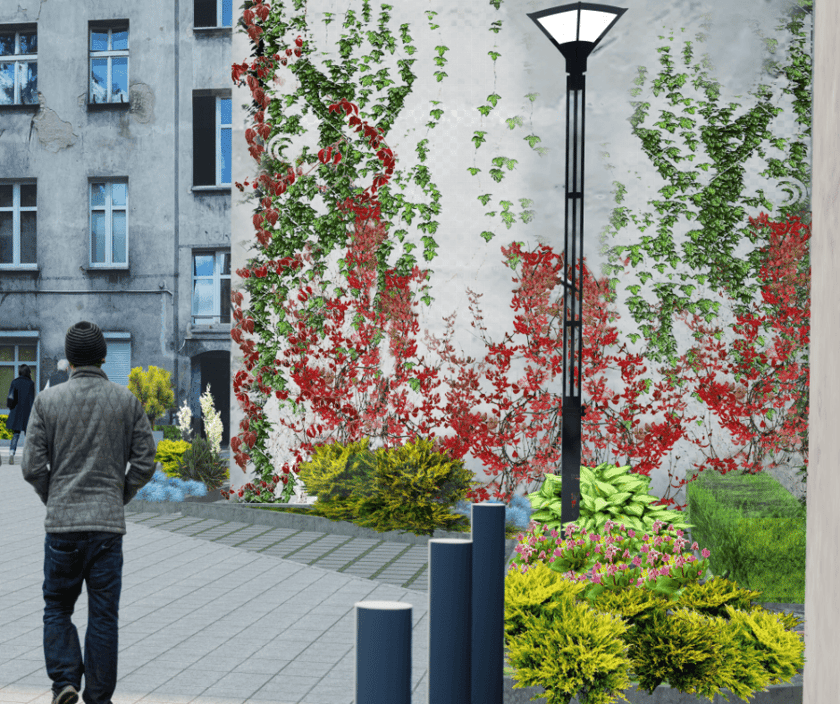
left=194, top=0, right=216, bottom=28
left=195, top=0, right=231, bottom=28
left=193, top=95, right=216, bottom=187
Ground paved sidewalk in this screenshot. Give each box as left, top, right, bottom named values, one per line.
left=0, top=464, right=434, bottom=704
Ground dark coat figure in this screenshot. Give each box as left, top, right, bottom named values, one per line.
left=6, top=366, right=36, bottom=433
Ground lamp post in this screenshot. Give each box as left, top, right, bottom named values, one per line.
left=527, top=2, right=626, bottom=526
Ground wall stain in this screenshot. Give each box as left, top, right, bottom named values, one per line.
left=30, top=92, right=78, bottom=153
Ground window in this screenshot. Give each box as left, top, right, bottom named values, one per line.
left=102, top=333, right=131, bottom=386
left=192, top=251, right=231, bottom=324
left=0, top=27, right=37, bottom=105
left=89, top=24, right=128, bottom=104
left=0, top=338, right=39, bottom=401
left=193, top=95, right=231, bottom=187
left=90, top=181, right=128, bottom=267
left=195, top=0, right=233, bottom=28
left=0, top=183, right=37, bottom=266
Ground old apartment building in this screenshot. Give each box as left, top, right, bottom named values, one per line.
left=0, top=0, right=234, bottom=445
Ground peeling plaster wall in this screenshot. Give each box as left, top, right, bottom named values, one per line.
left=0, top=0, right=231, bottom=435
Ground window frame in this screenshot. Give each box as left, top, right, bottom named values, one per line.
left=0, top=181, right=37, bottom=268
left=194, top=0, right=233, bottom=29
left=191, top=250, right=231, bottom=325
left=216, top=96, right=232, bottom=187
left=88, top=24, right=129, bottom=105
left=89, top=180, right=129, bottom=268
left=0, top=25, right=38, bottom=106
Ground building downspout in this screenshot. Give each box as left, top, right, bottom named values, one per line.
left=173, top=0, right=181, bottom=419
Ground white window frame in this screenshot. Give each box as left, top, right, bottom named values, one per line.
left=0, top=28, right=37, bottom=105
left=217, top=96, right=231, bottom=186
left=0, top=182, right=37, bottom=268
left=89, top=181, right=129, bottom=267
left=89, top=26, right=129, bottom=104
left=192, top=250, right=231, bottom=325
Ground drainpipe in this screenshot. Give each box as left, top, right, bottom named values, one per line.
left=173, top=0, right=181, bottom=424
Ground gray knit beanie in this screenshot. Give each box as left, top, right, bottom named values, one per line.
left=65, top=321, right=107, bottom=367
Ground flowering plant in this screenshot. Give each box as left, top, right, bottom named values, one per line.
left=200, top=385, right=224, bottom=457
left=176, top=400, right=193, bottom=443
left=508, top=518, right=713, bottom=607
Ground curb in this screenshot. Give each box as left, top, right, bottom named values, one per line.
left=124, top=496, right=522, bottom=559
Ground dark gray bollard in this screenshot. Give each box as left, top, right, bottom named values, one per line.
left=429, top=538, right=473, bottom=704
left=354, top=601, right=412, bottom=704
left=470, top=502, right=506, bottom=704
left=354, top=502, right=507, bottom=704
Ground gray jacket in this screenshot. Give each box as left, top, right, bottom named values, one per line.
left=21, top=366, right=159, bottom=534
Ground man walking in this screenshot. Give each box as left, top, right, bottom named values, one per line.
left=45, top=359, right=71, bottom=390
left=21, top=322, right=159, bottom=704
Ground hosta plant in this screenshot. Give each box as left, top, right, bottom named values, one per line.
left=527, top=463, right=696, bottom=551
left=136, top=468, right=208, bottom=503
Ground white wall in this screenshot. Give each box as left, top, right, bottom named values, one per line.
left=805, top=0, right=838, bottom=699
left=233, top=0, right=810, bottom=508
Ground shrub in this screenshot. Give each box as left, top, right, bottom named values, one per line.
left=346, top=437, right=482, bottom=536
left=296, top=437, right=384, bottom=504
left=154, top=439, right=192, bottom=477
left=503, top=563, right=805, bottom=702
left=136, top=468, right=208, bottom=502
left=128, top=366, right=175, bottom=427
left=0, top=416, right=12, bottom=441
left=451, top=494, right=534, bottom=532
left=175, top=436, right=229, bottom=491
left=154, top=424, right=183, bottom=441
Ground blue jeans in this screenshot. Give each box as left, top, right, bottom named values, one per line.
left=9, top=430, right=23, bottom=455
left=43, top=532, right=123, bottom=704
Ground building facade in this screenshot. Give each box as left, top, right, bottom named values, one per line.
left=0, top=0, right=233, bottom=445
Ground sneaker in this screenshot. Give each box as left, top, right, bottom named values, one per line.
left=52, top=685, right=79, bottom=704
left=8, top=454, right=14, bottom=465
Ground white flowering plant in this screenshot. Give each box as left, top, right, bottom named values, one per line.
left=200, top=385, right=224, bottom=457
left=176, top=400, right=193, bottom=443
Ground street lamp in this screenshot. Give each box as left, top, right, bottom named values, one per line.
left=527, top=2, right=626, bottom=526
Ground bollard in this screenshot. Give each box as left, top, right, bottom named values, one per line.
left=354, top=601, right=412, bottom=704
left=354, top=502, right=508, bottom=704
left=470, top=503, right=506, bottom=704
left=429, top=538, right=472, bottom=704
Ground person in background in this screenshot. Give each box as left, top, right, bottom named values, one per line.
left=45, top=359, right=71, bottom=390
left=21, top=321, right=159, bottom=704
left=4, top=363, right=36, bottom=466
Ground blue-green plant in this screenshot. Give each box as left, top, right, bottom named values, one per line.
left=451, top=494, right=534, bottom=533
left=136, top=469, right=208, bottom=503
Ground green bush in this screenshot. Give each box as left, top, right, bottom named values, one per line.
left=154, top=424, right=183, bottom=442
left=128, top=366, right=175, bottom=427
left=296, top=436, right=480, bottom=537
left=154, top=439, right=192, bottom=477
left=175, top=437, right=229, bottom=491
left=503, top=561, right=805, bottom=703
left=0, top=416, right=12, bottom=440
left=296, top=437, right=385, bottom=504
left=354, top=437, right=480, bottom=536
